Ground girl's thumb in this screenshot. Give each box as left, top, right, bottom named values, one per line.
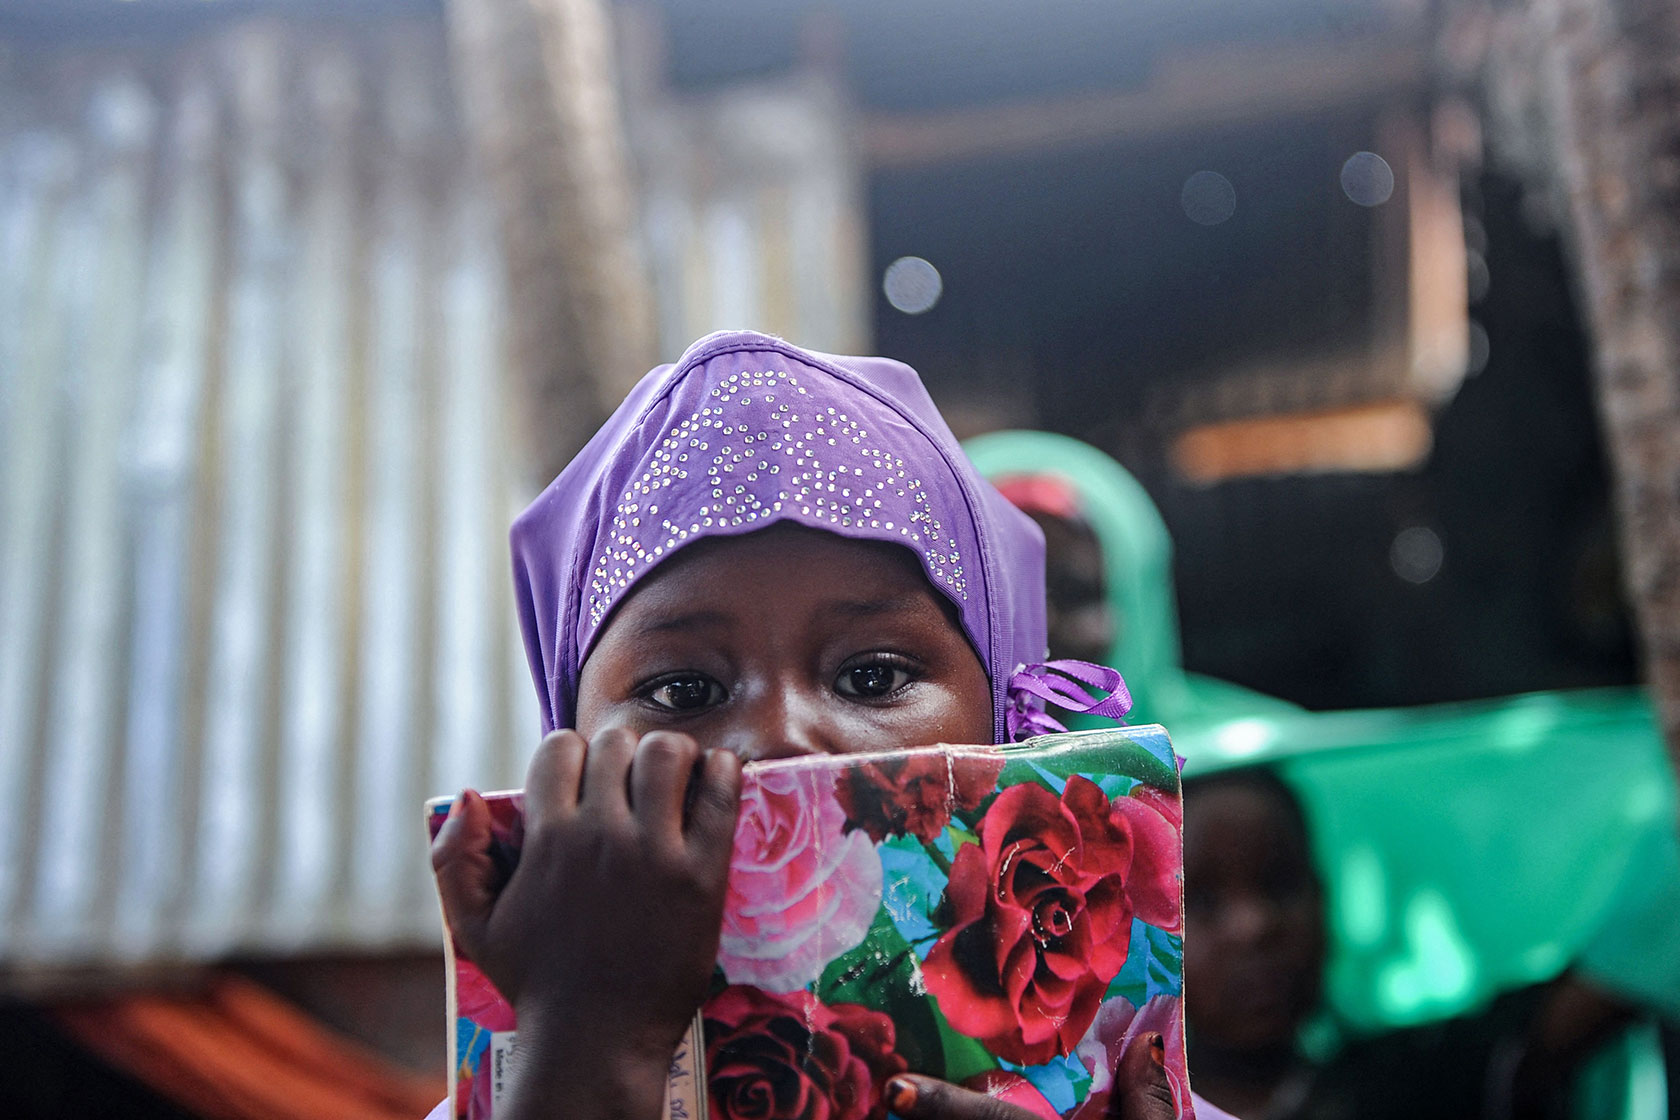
left=1111, top=1033, right=1176, bottom=1120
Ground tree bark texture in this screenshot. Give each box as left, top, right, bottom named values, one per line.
left=446, top=0, right=658, bottom=482
left=1530, top=0, right=1680, bottom=777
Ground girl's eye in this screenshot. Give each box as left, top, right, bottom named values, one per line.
left=835, top=657, right=915, bottom=699
left=646, top=675, right=724, bottom=712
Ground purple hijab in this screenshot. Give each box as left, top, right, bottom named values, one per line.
left=511, top=330, right=1127, bottom=745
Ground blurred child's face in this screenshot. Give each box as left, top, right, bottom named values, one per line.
left=575, top=523, right=994, bottom=759
left=1029, top=511, right=1114, bottom=665
left=1182, top=780, right=1326, bottom=1054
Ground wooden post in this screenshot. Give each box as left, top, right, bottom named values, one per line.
left=1527, top=0, right=1680, bottom=774
left=445, top=0, right=658, bottom=482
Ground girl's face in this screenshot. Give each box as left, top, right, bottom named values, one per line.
left=576, top=523, right=993, bottom=760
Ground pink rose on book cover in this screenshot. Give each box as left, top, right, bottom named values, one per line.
left=703, top=985, right=908, bottom=1120
left=719, top=767, right=883, bottom=993
left=834, top=750, right=1005, bottom=843
left=1108, top=784, right=1184, bottom=935
left=922, top=777, right=1177, bottom=1065
left=1071, top=995, right=1192, bottom=1120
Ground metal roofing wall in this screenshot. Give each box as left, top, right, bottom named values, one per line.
left=0, top=16, right=535, bottom=970
left=632, top=70, right=869, bottom=360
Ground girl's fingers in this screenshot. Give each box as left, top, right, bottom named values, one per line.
left=684, top=749, right=743, bottom=869
left=578, top=727, right=638, bottom=814
left=882, top=1075, right=1047, bottom=1120
left=1110, top=1033, right=1176, bottom=1120
left=430, top=790, right=496, bottom=964
left=522, top=730, right=587, bottom=832
left=629, top=732, right=702, bottom=837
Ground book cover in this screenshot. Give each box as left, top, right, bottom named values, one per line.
left=426, top=726, right=1192, bottom=1120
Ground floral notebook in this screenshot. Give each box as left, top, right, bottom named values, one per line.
left=425, top=726, right=1192, bottom=1120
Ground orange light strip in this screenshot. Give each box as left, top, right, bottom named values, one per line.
left=1171, top=399, right=1433, bottom=483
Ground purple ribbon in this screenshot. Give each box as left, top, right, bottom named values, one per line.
left=1005, top=659, right=1133, bottom=741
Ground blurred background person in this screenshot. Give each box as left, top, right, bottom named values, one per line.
left=1181, top=764, right=1674, bottom=1120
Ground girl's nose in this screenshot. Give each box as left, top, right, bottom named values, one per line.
left=720, top=680, right=830, bottom=762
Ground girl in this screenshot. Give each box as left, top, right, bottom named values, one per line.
left=429, top=331, right=1185, bottom=1120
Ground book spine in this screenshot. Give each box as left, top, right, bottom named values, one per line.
left=664, top=1015, right=707, bottom=1120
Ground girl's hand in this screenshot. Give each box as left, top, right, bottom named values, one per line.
left=884, top=1033, right=1177, bottom=1120
left=430, top=728, right=743, bottom=1120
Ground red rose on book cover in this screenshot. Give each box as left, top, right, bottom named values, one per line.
left=703, top=985, right=908, bottom=1120
left=833, top=750, right=1005, bottom=843
left=922, top=777, right=1179, bottom=1065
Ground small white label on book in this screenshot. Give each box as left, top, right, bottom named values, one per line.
left=490, top=1030, right=519, bottom=1112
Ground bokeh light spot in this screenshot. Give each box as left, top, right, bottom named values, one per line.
left=1340, top=151, right=1395, bottom=207
left=1211, top=717, right=1274, bottom=759
left=1390, top=526, right=1444, bottom=584
left=883, top=256, right=943, bottom=315
left=1180, top=170, right=1236, bottom=226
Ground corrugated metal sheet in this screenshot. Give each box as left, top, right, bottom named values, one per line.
left=0, top=16, right=535, bottom=970
left=632, top=71, right=870, bottom=359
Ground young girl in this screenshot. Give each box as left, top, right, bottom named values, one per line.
left=428, top=331, right=1184, bottom=1120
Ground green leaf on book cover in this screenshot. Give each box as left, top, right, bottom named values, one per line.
left=928, top=999, right=999, bottom=1084
left=817, top=906, right=945, bottom=1074
left=1029, top=762, right=1070, bottom=793
left=1093, top=737, right=1179, bottom=792
left=1001, top=732, right=1179, bottom=795
left=997, top=755, right=1056, bottom=791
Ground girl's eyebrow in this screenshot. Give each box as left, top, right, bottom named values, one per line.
left=630, top=609, right=733, bottom=636
left=823, top=593, right=927, bottom=619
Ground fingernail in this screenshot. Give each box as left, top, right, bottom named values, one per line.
left=1148, top=1032, right=1166, bottom=1067
left=450, top=788, right=482, bottom=820
left=885, top=1076, right=917, bottom=1114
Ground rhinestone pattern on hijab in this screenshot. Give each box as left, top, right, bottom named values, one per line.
left=588, top=366, right=965, bottom=632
